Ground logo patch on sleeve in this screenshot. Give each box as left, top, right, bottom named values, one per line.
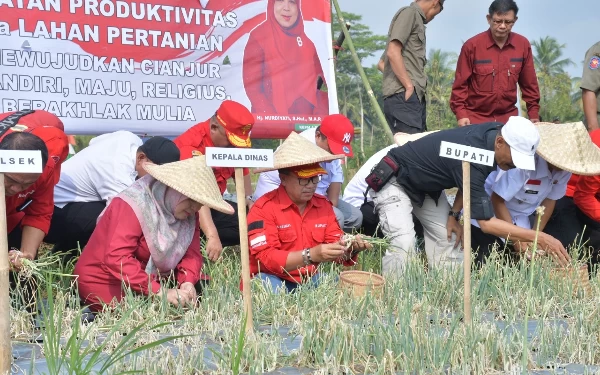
left=589, top=56, right=600, bottom=70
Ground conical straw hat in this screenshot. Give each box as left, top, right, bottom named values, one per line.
left=536, top=122, right=600, bottom=175
left=254, top=131, right=343, bottom=173
left=394, top=130, right=440, bottom=146
left=143, top=156, right=234, bottom=214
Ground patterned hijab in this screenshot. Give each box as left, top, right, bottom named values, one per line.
left=118, top=174, right=196, bottom=275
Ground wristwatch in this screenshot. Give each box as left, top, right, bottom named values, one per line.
left=246, top=195, right=255, bottom=202
left=448, top=210, right=461, bottom=220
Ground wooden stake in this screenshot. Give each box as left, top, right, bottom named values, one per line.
left=0, top=173, right=11, bottom=374
left=235, top=168, right=254, bottom=333
left=462, top=161, right=472, bottom=325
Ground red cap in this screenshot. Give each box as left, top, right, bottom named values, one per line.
left=215, top=101, right=255, bottom=148
left=319, top=114, right=354, bottom=157
left=289, top=163, right=327, bottom=178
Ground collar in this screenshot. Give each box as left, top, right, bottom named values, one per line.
left=486, top=29, right=514, bottom=49
left=411, top=1, right=426, bottom=22
left=275, top=185, right=322, bottom=211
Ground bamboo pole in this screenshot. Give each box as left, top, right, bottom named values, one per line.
left=331, top=0, right=395, bottom=144
left=235, top=168, right=254, bottom=333
left=0, top=172, right=11, bottom=375
left=462, top=161, right=472, bottom=325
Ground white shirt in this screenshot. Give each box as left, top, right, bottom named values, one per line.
left=53, top=131, right=143, bottom=208
left=253, top=128, right=345, bottom=200
left=342, top=145, right=397, bottom=207
left=471, top=156, right=571, bottom=230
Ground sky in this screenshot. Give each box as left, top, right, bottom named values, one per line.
left=336, top=0, right=600, bottom=78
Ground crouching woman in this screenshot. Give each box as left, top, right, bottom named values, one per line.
left=74, top=156, right=233, bottom=311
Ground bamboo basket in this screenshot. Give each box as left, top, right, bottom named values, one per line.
left=339, top=271, right=385, bottom=298
left=550, top=264, right=593, bottom=297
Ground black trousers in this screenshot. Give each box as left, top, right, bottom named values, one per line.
left=383, top=91, right=427, bottom=135
left=359, top=201, right=424, bottom=240
left=470, top=224, right=514, bottom=268
left=210, top=199, right=241, bottom=247
left=44, top=201, right=108, bottom=255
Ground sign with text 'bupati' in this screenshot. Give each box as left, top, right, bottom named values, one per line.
left=439, top=141, right=495, bottom=166
left=0, top=150, right=42, bottom=173
left=205, top=147, right=273, bottom=168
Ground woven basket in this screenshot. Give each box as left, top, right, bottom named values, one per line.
left=339, top=271, right=385, bottom=298
left=550, top=264, right=593, bottom=297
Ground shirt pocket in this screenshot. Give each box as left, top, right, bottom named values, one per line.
left=508, top=58, right=524, bottom=87
left=279, top=229, right=297, bottom=244
left=473, top=65, right=495, bottom=93
left=311, top=229, right=326, bottom=244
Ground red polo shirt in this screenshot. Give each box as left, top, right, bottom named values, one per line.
left=246, top=186, right=354, bottom=285
left=450, top=30, right=540, bottom=124
left=174, top=119, right=248, bottom=194
left=5, top=162, right=56, bottom=235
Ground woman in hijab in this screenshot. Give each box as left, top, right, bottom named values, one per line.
left=243, top=0, right=329, bottom=116
left=74, top=156, right=234, bottom=312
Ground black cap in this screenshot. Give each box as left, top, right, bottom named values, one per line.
left=139, top=137, right=180, bottom=165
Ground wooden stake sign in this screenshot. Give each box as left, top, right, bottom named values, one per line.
left=205, top=147, right=274, bottom=333
left=439, top=141, right=494, bottom=325
left=0, top=149, right=43, bottom=374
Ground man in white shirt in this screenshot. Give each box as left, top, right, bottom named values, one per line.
left=471, top=153, right=571, bottom=265
left=48, top=131, right=181, bottom=254
left=253, top=114, right=362, bottom=232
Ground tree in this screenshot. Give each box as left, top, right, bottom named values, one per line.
left=425, top=49, right=457, bottom=130
left=532, top=36, right=575, bottom=76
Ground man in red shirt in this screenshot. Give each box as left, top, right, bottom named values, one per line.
left=571, top=130, right=600, bottom=269
left=247, top=133, right=371, bottom=293
left=0, top=132, right=51, bottom=269
left=174, top=100, right=255, bottom=260
left=450, top=0, right=540, bottom=126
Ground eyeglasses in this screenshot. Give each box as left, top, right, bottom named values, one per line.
left=491, top=19, right=516, bottom=26
left=298, top=176, right=320, bottom=186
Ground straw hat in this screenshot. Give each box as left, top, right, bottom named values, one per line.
left=394, top=130, right=439, bottom=146
left=143, top=156, right=234, bottom=214
left=254, top=131, right=343, bottom=173
left=535, top=122, right=600, bottom=175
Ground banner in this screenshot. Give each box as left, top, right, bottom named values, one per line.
left=0, top=0, right=338, bottom=138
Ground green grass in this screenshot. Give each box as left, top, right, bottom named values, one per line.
left=8, top=240, right=600, bottom=374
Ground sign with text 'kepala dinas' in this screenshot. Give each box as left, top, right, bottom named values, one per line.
left=0, top=150, right=43, bottom=173
left=439, top=141, right=495, bottom=166
left=205, top=147, right=273, bottom=168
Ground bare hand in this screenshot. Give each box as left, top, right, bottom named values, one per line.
left=446, top=217, right=463, bottom=249
left=165, top=288, right=192, bottom=307
left=8, top=250, right=33, bottom=271
left=310, top=243, right=346, bottom=263
left=246, top=198, right=254, bottom=210
left=530, top=118, right=540, bottom=123
left=404, top=86, right=415, bottom=101
left=538, top=233, right=571, bottom=267
left=457, top=118, right=471, bottom=127
left=205, top=235, right=223, bottom=262
left=342, top=235, right=373, bottom=254
left=180, top=282, right=198, bottom=302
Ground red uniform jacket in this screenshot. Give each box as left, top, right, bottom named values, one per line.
left=174, top=119, right=248, bottom=194
left=246, top=186, right=354, bottom=285
left=572, top=130, right=600, bottom=221
left=450, top=30, right=540, bottom=124
left=74, top=198, right=205, bottom=311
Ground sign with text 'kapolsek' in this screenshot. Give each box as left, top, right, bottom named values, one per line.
left=439, top=141, right=495, bottom=166
left=0, top=149, right=42, bottom=173
left=205, top=147, right=273, bottom=168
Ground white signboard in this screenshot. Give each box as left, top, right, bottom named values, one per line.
left=0, top=150, right=42, bottom=173
left=439, top=141, right=495, bottom=167
left=0, top=0, right=338, bottom=138
left=205, top=147, right=273, bottom=168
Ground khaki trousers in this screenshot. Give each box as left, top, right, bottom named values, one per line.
left=371, top=182, right=463, bottom=275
